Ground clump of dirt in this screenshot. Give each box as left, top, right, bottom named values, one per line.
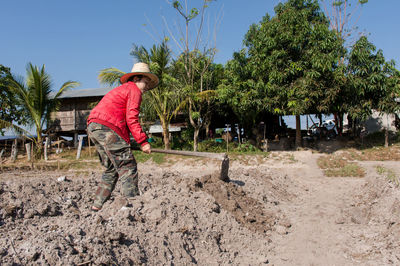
left=0, top=162, right=292, bottom=265
left=189, top=173, right=279, bottom=234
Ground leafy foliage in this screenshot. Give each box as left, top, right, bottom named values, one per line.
left=220, top=0, right=345, bottom=146
left=131, top=40, right=183, bottom=149
left=98, top=68, right=126, bottom=87
left=345, top=36, right=399, bottom=120
left=0, top=65, right=28, bottom=134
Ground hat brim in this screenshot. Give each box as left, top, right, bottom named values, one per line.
left=120, top=72, right=159, bottom=89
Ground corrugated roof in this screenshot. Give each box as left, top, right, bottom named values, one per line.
left=149, top=125, right=181, bottom=134
left=56, top=88, right=113, bottom=99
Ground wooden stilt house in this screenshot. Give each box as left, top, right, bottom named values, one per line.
left=49, top=88, right=112, bottom=146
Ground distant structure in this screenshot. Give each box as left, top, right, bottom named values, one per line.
left=49, top=88, right=112, bottom=146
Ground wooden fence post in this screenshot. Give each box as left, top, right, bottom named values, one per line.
left=76, top=136, right=84, bottom=159
left=0, top=149, right=4, bottom=171
left=44, top=137, right=49, bottom=161
left=11, top=139, right=17, bottom=163
left=25, top=143, right=31, bottom=161
left=31, top=143, right=35, bottom=169
left=88, top=135, right=91, bottom=157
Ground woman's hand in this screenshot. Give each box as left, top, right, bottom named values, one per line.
left=141, top=143, right=151, bottom=154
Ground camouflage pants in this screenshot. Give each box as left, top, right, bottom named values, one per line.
left=87, top=122, right=139, bottom=209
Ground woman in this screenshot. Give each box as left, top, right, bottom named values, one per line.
left=87, top=62, right=158, bottom=211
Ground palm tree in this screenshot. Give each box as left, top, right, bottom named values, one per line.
left=99, top=41, right=182, bottom=149
left=7, top=63, right=79, bottom=156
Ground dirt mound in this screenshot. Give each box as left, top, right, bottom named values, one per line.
left=339, top=173, right=400, bottom=263
left=0, top=163, right=292, bottom=265
left=3, top=152, right=399, bottom=265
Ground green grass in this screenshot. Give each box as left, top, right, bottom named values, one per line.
left=317, top=155, right=365, bottom=177
left=132, top=151, right=166, bottom=164
left=324, top=163, right=365, bottom=177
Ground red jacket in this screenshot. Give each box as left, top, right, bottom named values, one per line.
left=87, top=82, right=148, bottom=146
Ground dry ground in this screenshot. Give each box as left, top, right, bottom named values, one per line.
left=1, top=145, right=400, bottom=265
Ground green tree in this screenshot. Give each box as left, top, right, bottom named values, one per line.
left=173, top=50, right=219, bottom=150
left=241, top=0, right=344, bottom=146
left=378, top=63, right=400, bottom=147
left=218, top=49, right=268, bottom=139
left=346, top=37, right=389, bottom=120
left=202, top=63, right=225, bottom=138
left=131, top=41, right=183, bottom=150
left=321, top=0, right=369, bottom=133
left=7, top=63, right=79, bottom=156
left=345, top=36, right=400, bottom=144
left=0, top=65, right=28, bottom=134
left=169, top=0, right=219, bottom=151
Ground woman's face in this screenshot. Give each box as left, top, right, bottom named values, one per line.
left=134, top=76, right=151, bottom=92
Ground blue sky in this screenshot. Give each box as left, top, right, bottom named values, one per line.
left=1, top=0, right=399, bottom=91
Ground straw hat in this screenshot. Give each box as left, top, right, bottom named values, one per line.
left=120, top=62, right=159, bottom=89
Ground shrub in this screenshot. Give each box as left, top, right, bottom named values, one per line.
left=233, top=143, right=257, bottom=152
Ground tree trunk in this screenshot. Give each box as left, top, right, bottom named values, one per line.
left=385, top=128, right=389, bottom=148
left=318, top=114, right=323, bottom=125
left=193, top=127, right=200, bottom=152
left=295, top=115, right=302, bottom=148
left=334, top=112, right=340, bottom=136
left=36, top=130, right=43, bottom=159
left=339, top=112, right=344, bottom=136
left=160, top=117, right=170, bottom=150
left=205, top=123, right=210, bottom=140
left=188, top=102, right=202, bottom=152
left=238, top=124, right=242, bottom=144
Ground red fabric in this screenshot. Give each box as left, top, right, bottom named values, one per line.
left=87, top=82, right=148, bottom=146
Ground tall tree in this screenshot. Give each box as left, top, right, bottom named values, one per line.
left=243, top=0, right=344, bottom=147
left=345, top=36, right=400, bottom=144
left=202, top=63, right=224, bottom=138
left=377, top=63, right=400, bottom=147
left=346, top=37, right=388, bottom=120
left=321, top=0, right=368, bottom=133
left=167, top=0, right=219, bottom=151
left=7, top=63, right=79, bottom=156
left=173, top=50, right=218, bottom=150
left=218, top=49, right=268, bottom=139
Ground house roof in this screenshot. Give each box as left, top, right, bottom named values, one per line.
left=149, top=125, right=182, bottom=134
left=56, top=88, right=113, bottom=99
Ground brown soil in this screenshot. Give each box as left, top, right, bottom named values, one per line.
left=1, top=149, right=400, bottom=265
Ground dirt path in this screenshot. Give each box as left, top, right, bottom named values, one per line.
left=266, top=151, right=389, bottom=265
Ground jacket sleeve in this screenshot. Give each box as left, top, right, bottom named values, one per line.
left=126, top=88, right=149, bottom=146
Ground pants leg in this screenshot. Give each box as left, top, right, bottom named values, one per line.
left=87, top=123, right=139, bottom=209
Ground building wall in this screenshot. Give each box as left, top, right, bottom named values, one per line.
left=364, top=111, right=397, bottom=133
left=50, top=97, right=100, bottom=133
left=343, top=111, right=398, bottom=133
